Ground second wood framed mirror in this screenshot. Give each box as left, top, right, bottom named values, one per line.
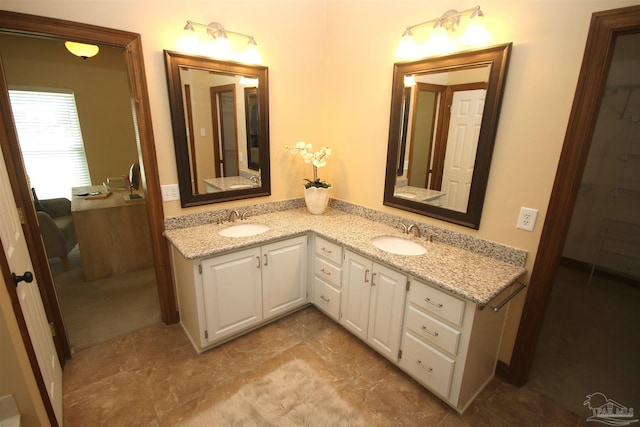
left=164, top=50, right=271, bottom=207
left=384, top=43, right=512, bottom=229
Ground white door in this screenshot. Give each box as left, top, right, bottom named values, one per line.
left=262, top=236, right=307, bottom=320
left=440, top=89, right=486, bottom=212
left=367, top=263, right=406, bottom=362
left=340, top=251, right=371, bottom=341
left=0, top=152, right=63, bottom=424
left=201, top=247, right=262, bottom=343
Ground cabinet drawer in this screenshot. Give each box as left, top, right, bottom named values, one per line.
left=314, top=256, right=342, bottom=288
left=410, top=281, right=465, bottom=326
left=313, top=277, right=341, bottom=320
left=400, top=332, right=454, bottom=398
left=405, top=305, right=460, bottom=356
left=315, top=237, right=342, bottom=265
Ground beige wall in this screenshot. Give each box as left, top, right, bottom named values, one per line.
left=0, top=33, right=138, bottom=187
left=2, top=0, right=637, bottom=365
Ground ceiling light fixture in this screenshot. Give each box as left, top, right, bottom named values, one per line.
left=64, top=41, right=99, bottom=59
left=179, top=20, right=263, bottom=64
left=395, top=5, right=489, bottom=59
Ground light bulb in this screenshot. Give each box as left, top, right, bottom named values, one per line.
left=461, top=13, right=489, bottom=45
left=426, top=25, right=451, bottom=54
left=395, top=29, right=416, bottom=59
left=244, top=38, right=263, bottom=64
left=178, top=23, right=200, bottom=54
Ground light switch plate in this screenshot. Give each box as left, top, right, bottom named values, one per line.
left=516, top=207, right=538, bottom=231
left=161, top=184, right=180, bottom=202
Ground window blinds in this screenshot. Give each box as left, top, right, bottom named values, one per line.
left=8, top=89, right=91, bottom=200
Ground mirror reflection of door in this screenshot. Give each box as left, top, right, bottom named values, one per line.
left=440, top=85, right=486, bottom=212
left=211, top=85, right=239, bottom=178
left=398, top=66, right=490, bottom=212
left=408, top=83, right=445, bottom=189
left=245, top=87, right=260, bottom=171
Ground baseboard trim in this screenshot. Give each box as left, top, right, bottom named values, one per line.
left=560, top=257, right=639, bottom=287
left=495, top=360, right=510, bottom=382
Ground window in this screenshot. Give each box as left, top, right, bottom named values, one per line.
left=8, top=88, right=91, bottom=200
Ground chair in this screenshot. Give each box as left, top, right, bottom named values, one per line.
left=32, top=189, right=78, bottom=271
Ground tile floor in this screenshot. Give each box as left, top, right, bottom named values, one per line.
left=62, top=306, right=589, bottom=426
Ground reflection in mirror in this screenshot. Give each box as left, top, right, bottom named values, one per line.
left=384, top=44, right=512, bottom=229
left=164, top=50, right=270, bottom=207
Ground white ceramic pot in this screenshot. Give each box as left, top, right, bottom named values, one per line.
left=304, top=186, right=331, bottom=215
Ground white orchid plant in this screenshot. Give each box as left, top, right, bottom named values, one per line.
left=285, top=141, right=332, bottom=189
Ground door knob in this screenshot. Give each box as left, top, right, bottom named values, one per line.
left=12, top=271, right=33, bottom=286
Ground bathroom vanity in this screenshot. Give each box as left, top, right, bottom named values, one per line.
left=165, top=206, right=526, bottom=412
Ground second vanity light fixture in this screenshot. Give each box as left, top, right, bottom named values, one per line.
left=179, top=20, right=263, bottom=64
left=395, top=5, right=490, bottom=59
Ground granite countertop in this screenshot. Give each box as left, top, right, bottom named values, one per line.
left=164, top=207, right=527, bottom=306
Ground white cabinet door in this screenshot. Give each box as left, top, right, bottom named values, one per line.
left=368, top=263, right=406, bottom=361
left=201, top=247, right=263, bottom=343
left=341, top=251, right=372, bottom=341
left=262, top=236, right=307, bottom=320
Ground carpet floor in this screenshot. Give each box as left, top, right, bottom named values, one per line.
left=50, top=245, right=162, bottom=351
left=528, top=265, right=640, bottom=417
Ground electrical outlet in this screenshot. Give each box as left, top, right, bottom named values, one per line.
left=517, top=207, right=538, bottom=231
left=161, top=184, right=180, bottom=202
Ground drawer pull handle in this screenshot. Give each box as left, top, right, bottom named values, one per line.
left=320, top=295, right=330, bottom=303
left=416, top=360, right=433, bottom=372
left=321, top=247, right=332, bottom=254
left=421, top=325, right=439, bottom=336
left=320, top=268, right=331, bottom=276
left=371, top=272, right=377, bottom=286
left=425, top=297, right=443, bottom=308
left=365, top=269, right=370, bottom=283
left=256, top=256, right=260, bottom=269
left=264, top=254, right=268, bottom=266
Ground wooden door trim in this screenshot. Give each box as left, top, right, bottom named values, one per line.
left=507, top=5, right=640, bottom=386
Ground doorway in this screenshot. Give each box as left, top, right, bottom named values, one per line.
left=528, top=31, right=640, bottom=416
left=0, top=32, right=162, bottom=351
left=0, top=11, right=178, bottom=367
left=508, top=4, right=640, bottom=405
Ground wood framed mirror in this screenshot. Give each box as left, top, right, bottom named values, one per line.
left=164, top=50, right=270, bottom=207
left=383, top=43, right=512, bottom=229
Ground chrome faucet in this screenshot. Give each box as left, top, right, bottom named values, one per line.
left=407, top=224, right=421, bottom=238
left=228, top=210, right=240, bottom=222
left=241, top=211, right=250, bottom=220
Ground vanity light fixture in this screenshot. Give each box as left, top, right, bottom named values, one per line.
left=179, top=20, right=263, bottom=64
left=64, top=41, right=99, bottom=59
left=395, top=5, right=489, bottom=59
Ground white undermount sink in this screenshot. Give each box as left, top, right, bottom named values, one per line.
left=218, top=223, right=270, bottom=238
left=371, top=235, right=427, bottom=256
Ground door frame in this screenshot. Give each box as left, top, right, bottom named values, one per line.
left=507, top=5, right=640, bottom=386
left=0, top=10, right=178, bottom=364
